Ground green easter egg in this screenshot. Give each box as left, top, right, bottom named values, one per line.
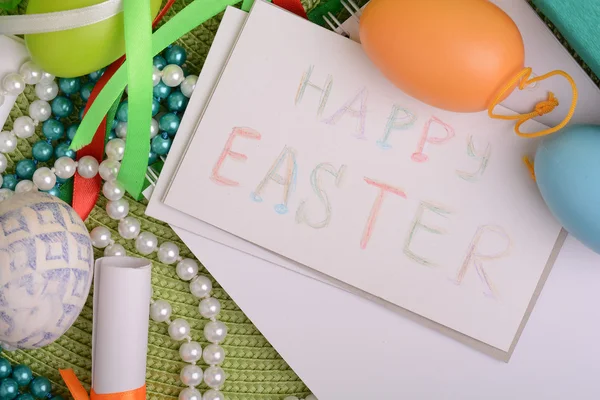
left=25, top=0, right=162, bottom=78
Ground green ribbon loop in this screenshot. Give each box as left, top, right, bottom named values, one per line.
left=70, top=0, right=239, bottom=199
left=0, top=0, right=23, bottom=10
left=120, top=0, right=153, bottom=198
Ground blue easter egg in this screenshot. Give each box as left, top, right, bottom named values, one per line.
left=535, top=124, right=600, bottom=254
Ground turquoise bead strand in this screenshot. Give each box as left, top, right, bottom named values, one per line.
left=0, top=353, right=62, bottom=400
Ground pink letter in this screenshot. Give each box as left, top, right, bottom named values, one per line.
left=323, top=88, right=369, bottom=139
left=455, top=225, right=511, bottom=298
left=412, top=116, right=455, bottom=162
left=211, top=127, right=261, bottom=186
left=360, top=178, right=407, bottom=249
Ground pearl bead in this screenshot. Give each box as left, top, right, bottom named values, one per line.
left=54, top=157, right=77, bottom=179
left=180, top=365, right=203, bottom=387
left=115, top=121, right=127, bottom=138
left=135, top=231, right=158, bottom=255
left=29, top=100, right=52, bottom=122
left=77, top=155, right=99, bottom=179
left=32, top=167, right=56, bottom=191
left=150, top=118, right=159, bottom=139
left=189, top=275, right=212, bottom=298
left=99, top=159, right=120, bottom=182
left=179, top=341, right=202, bottom=363
left=35, top=81, right=59, bottom=101
left=2, top=72, right=25, bottom=95
left=203, top=366, right=225, bottom=389
left=0, top=153, right=7, bottom=173
left=176, top=258, right=199, bottom=281
left=0, top=189, right=13, bottom=201
left=306, top=395, right=318, bottom=400
left=202, top=344, right=225, bottom=365
left=0, top=131, right=17, bottom=153
left=199, top=298, right=221, bottom=319
left=204, top=321, right=227, bottom=344
left=105, top=138, right=125, bottom=161
left=168, top=318, right=190, bottom=341
left=19, top=61, right=43, bottom=84
left=179, top=388, right=202, bottom=400
left=157, top=242, right=180, bottom=264
left=90, top=226, right=112, bottom=248
left=106, top=198, right=129, bottom=220
left=102, top=180, right=125, bottom=201
left=104, top=243, right=126, bottom=257
left=161, top=64, right=185, bottom=87
left=15, top=180, right=36, bottom=193
left=39, top=71, right=55, bottom=85
left=152, top=66, right=162, bottom=86
left=202, top=390, right=225, bottom=400
left=118, top=216, right=141, bottom=239
left=150, top=299, right=172, bottom=322
left=181, top=75, right=198, bottom=98
left=13, top=116, right=35, bottom=139
left=0, top=94, right=3, bottom=107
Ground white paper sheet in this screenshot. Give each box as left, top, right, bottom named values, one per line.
left=92, top=257, right=152, bottom=395
left=145, top=5, right=600, bottom=398
left=0, top=35, right=30, bottom=130
left=334, top=0, right=599, bottom=128
left=162, top=1, right=562, bottom=354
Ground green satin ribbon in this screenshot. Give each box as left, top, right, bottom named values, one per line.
left=241, top=0, right=254, bottom=11
left=0, top=0, right=23, bottom=10
left=120, top=0, right=152, bottom=198
left=70, top=0, right=239, bottom=199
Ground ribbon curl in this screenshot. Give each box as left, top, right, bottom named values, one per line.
left=71, top=0, right=240, bottom=199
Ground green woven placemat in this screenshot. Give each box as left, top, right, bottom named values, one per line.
left=0, top=1, right=323, bottom=398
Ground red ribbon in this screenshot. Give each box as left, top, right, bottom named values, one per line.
left=72, top=0, right=176, bottom=221
left=273, top=0, right=307, bottom=18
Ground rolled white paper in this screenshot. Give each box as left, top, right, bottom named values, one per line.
left=92, top=257, right=152, bottom=395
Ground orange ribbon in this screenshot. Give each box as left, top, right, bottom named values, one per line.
left=59, top=370, right=146, bottom=400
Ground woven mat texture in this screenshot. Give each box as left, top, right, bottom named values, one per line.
left=0, top=0, right=597, bottom=399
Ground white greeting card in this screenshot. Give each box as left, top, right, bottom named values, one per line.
left=163, top=1, right=564, bottom=356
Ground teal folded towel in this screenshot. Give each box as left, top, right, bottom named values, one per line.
left=532, top=0, right=600, bottom=78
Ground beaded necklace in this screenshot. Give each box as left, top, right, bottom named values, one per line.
left=0, top=351, right=63, bottom=400
left=1, top=46, right=316, bottom=400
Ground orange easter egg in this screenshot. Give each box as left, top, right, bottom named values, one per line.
left=359, top=0, right=525, bottom=112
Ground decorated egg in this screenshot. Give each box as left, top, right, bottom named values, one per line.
left=25, top=0, right=162, bottom=78
left=359, top=0, right=524, bottom=112
left=535, top=125, right=600, bottom=254
left=0, top=191, right=94, bottom=349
